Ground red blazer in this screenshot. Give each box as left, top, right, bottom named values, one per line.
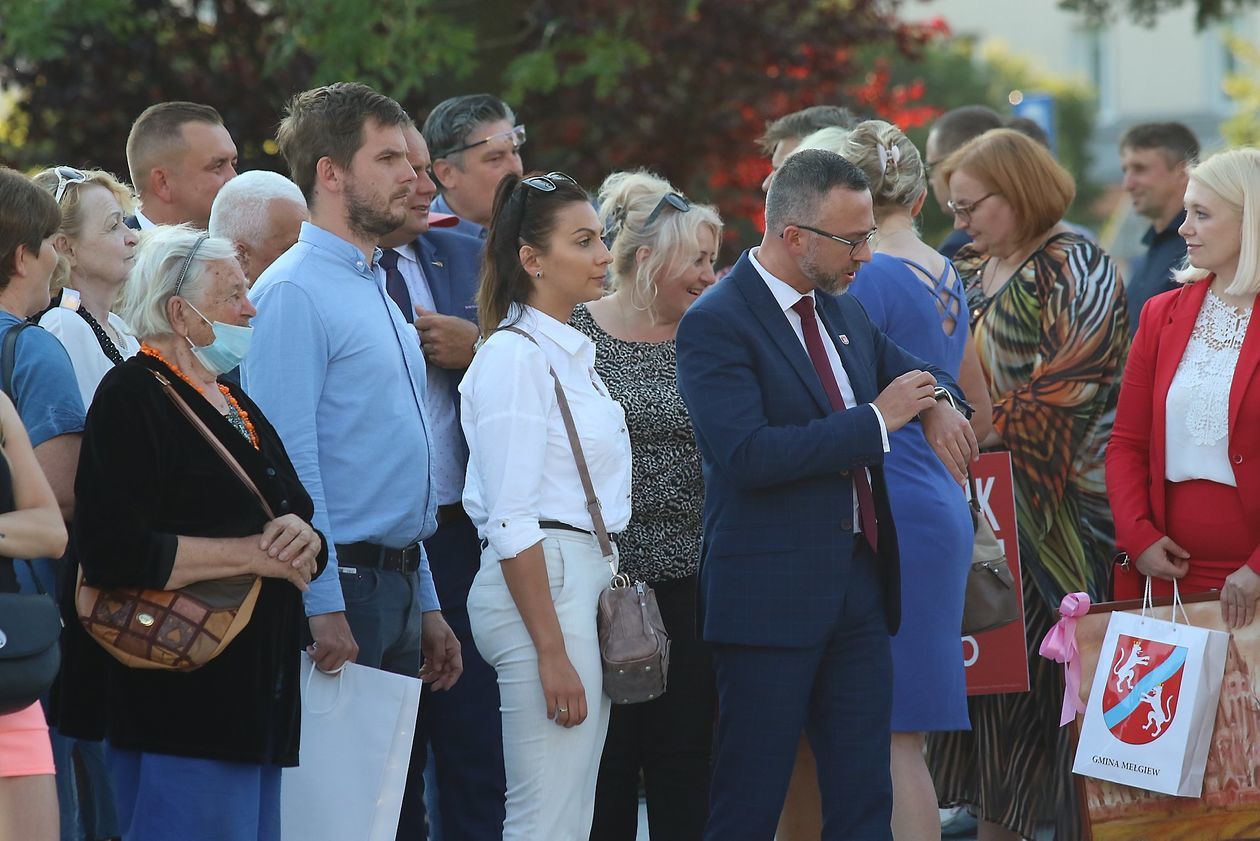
left=1106, top=278, right=1260, bottom=570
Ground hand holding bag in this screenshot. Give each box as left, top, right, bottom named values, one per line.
left=1072, top=577, right=1229, bottom=797
left=497, top=326, right=670, bottom=704
left=962, top=473, right=1020, bottom=635
left=75, top=369, right=267, bottom=671
left=281, top=653, right=422, bottom=841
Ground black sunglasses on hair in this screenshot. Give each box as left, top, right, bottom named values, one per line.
left=520, top=171, right=578, bottom=192
left=642, top=192, right=690, bottom=227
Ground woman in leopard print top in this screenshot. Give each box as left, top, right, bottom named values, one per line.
left=571, top=170, right=722, bottom=841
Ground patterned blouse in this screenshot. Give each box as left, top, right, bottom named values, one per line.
left=960, top=232, right=1130, bottom=606
left=570, top=304, right=703, bottom=583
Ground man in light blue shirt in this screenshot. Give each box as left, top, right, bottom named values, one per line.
left=243, top=82, right=461, bottom=686
left=424, top=94, right=525, bottom=240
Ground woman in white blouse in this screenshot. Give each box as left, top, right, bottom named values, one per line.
left=461, top=171, right=631, bottom=840
left=1108, top=147, right=1260, bottom=627
left=33, top=167, right=140, bottom=408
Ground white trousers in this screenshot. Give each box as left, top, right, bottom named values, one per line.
left=467, top=530, right=615, bottom=841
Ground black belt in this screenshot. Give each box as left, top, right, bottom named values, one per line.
left=539, top=520, right=618, bottom=542
left=335, top=541, right=421, bottom=574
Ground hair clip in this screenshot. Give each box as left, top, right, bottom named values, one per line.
left=878, top=143, right=902, bottom=175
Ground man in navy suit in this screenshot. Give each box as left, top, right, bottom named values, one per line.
left=676, top=149, right=977, bottom=841
left=380, top=123, right=505, bottom=841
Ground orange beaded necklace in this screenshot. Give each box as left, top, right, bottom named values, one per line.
left=140, top=343, right=259, bottom=449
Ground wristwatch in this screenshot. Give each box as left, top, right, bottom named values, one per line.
left=932, top=386, right=972, bottom=418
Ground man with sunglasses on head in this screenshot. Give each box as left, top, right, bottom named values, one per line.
left=125, top=101, right=239, bottom=230
left=675, top=149, right=977, bottom=841
left=423, top=95, right=525, bottom=239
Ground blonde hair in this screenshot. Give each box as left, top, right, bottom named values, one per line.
left=832, top=120, right=926, bottom=216
left=119, top=224, right=237, bottom=339
left=597, top=170, right=722, bottom=315
left=31, top=167, right=136, bottom=293
left=1172, top=147, right=1260, bottom=294
left=939, top=128, right=1075, bottom=245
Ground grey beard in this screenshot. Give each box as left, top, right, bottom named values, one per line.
left=799, top=247, right=848, bottom=295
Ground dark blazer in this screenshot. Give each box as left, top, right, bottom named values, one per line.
left=413, top=227, right=482, bottom=399
left=675, top=251, right=964, bottom=647
left=1107, top=278, right=1260, bottom=568
left=56, top=353, right=327, bottom=766
left=123, top=214, right=141, bottom=231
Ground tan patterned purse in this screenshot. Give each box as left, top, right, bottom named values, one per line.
left=75, top=369, right=269, bottom=671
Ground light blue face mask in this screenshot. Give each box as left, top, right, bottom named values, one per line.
left=185, top=301, right=253, bottom=376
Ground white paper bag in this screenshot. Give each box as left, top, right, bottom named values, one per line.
left=1073, top=581, right=1228, bottom=797
left=281, top=653, right=422, bottom=841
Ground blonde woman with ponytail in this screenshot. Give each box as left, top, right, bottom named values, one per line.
left=571, top=170, right=721, bottom=841
left=777, top=122, right=993, bottom=841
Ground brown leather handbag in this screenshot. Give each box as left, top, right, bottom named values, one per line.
left=961, top=474, right=1021, bottom=635
left=498, top=326, right=670, bottom=704
left=76, top=370, right=269, bottom=671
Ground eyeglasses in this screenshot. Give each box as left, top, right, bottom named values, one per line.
left=946, top=193, right=996, bottom=223
left=642, top=192, right=691, bottom=228
left=51, top=166, right=88, bottom=204
left=783, top=224, right=877, bottom=258
left=441, top=125, right=527, bottom=158
left=520, top=171, right=578, bottom=192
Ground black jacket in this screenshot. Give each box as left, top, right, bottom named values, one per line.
left=55, top=352, right=327, bottom=766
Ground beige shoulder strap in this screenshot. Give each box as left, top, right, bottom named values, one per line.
left=496, top=326, right=614, bottom=560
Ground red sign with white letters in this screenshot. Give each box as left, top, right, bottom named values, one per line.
left=963, top=451, right=1030, bottom=695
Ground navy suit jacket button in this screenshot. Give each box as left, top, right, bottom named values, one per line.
left=841, top=517, right=853, bottom=531
left=839, top=469, right=851, bottom=477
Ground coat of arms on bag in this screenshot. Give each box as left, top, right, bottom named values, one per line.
left=1102, top=634, right=1186, bottom=745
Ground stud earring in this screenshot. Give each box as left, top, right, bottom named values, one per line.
left=535, top=271, right=542, bottom=278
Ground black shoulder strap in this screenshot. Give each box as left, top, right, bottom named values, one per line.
left=1, top=322, right=35, bottom=404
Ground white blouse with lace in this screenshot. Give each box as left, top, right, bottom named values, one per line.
left=1165, top=290, right=1252, bottom=486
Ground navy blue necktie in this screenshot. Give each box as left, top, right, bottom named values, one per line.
left=378, top=248, right=413, bottom=320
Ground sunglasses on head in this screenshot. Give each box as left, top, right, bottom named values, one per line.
left=441, top=125, right=527, bottom=158
left=642, top=192, right=691, bottom=228
left=520, top=171, right=578, bottom=193
left=52, top=166, right=88, bottom=204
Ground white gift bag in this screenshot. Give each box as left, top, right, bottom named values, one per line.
left=281, top=653, right=422, bottom=841
left=1073, top=580, right=1228, bottom=797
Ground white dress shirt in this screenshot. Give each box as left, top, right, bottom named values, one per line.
left=133, top=209, right=156, bottom=230
left=1166, top=291, right=1251, bottom=487
left=378, top=244, right=466, bottom=505
left=38, top=307, right=140, bottom=409
left=749, top=248, right=889, bottom=531
left=460, top=305, right=633, bottom=559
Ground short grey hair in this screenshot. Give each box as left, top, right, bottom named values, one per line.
left=120, top=224, right=238, bottom=339
left=764, top=149, right=869, bottom=234
left=422, top=94, right=516, bottom=165
left=208, top=170, right=307, bottom=248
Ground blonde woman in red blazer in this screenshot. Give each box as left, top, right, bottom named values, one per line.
left=1107, top=147, right=1260, bottom=627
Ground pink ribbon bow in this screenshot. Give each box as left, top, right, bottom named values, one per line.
left=1039, top=592, right=1091, bottom=727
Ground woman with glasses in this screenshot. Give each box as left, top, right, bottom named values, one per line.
left=571, top=170, right=721, bottom=841
left=926, top=129, right=1128, bottom=841
left=779, top=122, right=993, bottom=841
left=33, top=167, right=140, bottom=409
left=462, top=172, right=631, bottom=839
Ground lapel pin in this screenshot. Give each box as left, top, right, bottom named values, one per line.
left=838, top=334, right=849, bottom=345
left=431, top=260, right=445, bottom=268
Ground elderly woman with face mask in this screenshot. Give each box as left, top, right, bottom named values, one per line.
left=57, top=225, right=326, bottom=841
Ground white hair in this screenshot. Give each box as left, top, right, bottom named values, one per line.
left=119, top=224, right=239, bottom=339
left=208, top=170, right=307, bottom=248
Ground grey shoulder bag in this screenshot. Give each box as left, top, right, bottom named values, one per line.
left=496, top=326, right=670, bottom=704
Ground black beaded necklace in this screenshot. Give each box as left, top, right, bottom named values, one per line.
left=75, top=304, right=126, bottom=366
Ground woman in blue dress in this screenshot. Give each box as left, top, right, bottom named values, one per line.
left=795, top=121, right=994, bottom=841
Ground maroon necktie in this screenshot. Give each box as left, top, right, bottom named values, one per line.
left=791, top=297, right=879, bottom=552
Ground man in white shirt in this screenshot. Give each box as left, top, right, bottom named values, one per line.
left=676, top=148, right=976, bottom=841
left=124, top=101, right=238, bottom=230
